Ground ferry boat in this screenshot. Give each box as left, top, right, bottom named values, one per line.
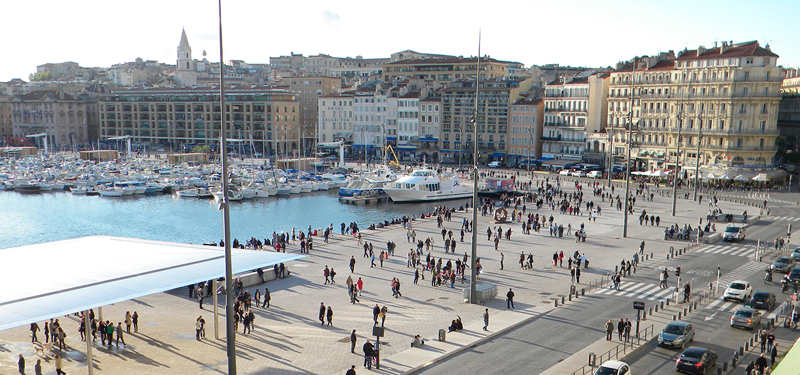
left=382, top=169, right=472, bottom=202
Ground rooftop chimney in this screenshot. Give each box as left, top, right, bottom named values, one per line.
left=720, top=42, right=728, bottom=54
left=697, top=46, right=705, bottom=57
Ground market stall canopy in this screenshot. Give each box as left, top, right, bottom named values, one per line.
left=650, top=170, right=670, bottom=177
left=752, top=173, right=770, bottom=182
left=0, top=236, right=303, bottom=331
left=734, top=174, right=751, bottom=181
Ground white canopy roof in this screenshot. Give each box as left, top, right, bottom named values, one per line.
left=0, top=236, right=303, bottom=331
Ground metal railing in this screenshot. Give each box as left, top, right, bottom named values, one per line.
left=570, top=324, right=655, bottom=375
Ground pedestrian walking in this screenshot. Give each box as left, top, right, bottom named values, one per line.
left=198, top=288, right=204, bottom=309
left=771, top=343, right=779, bottom=366
left=18, top=354, right=24, bottom=375
left=363, top=340, right=374, bottom=369
left=30, top=322, right=39, bottom=343
left=350, top=330, right=357, bottom=353
left=380, top=306, right=388, bottom=327
left=483, top=308, right=489, bottom=331
left=324, top=266, right=331, bottom=284
left=760, top=330, right=767, bottom=353
left=605, top=320, right=614, bottom=341
left=195, top=316, right=203, bottom=340
left=116, top=322, right=126, bottom=347
left=54, top=355, right=65, bottom=375
left=132, top=311, right=139, bottom=333
left=34, top=359, right=41, bottom=375
left=327, top=306, right=334, bottom=326
left=125, top=311, right=132, bottom=333
left=506, top=288, right=515, bottom=309
left=357, top=277, right=363, bottom=296
left=767, top=331, right=776, bottom=353
left=350, top=256, right=356, bottom=273
left=617, top=318, right=624, bottom=340
left=263, top=288, right=271, bottom=308
left=319, top=302, right=326, bottom=326
left=576, top=267, right=581, bottom=283
left=373, top=304, right=380, bottom=325
left=500, top=252, right=504, bottom=270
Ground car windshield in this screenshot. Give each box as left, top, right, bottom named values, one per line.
left=776, top=258, right=791, bottom=263
left=735, top=310, right=753, bottom=317
left=682, top=350, right=704, bottom=359
left=594, top=367, right=618, bottom=375
left=725, top=227, right=740, bottom=233
left=729, top=283, right=746, bottom=290
left=663, top=324, right=684, bottom=334
left=752, top=293, right=768, bottom=301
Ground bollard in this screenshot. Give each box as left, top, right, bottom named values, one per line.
left=750, top=337, right=754, bottom=346
left=667, top=254, right=670, bottom=260
left=771, top=317, right=775, bottom=327
left=642, top=311, right=647, bottom=321
left=694, top=301, right=698, bottom=310
left=569, top=293, right=572, bottom=301
left=667, top=299, right=670, bottom=306
left=673, top=314, right=677, bottom=321
left=582, top=288, right=585, bottom=296
left=615, top=265, right=618, bottom=273
left=732, top=356, right=737, bottom=368
left=745, top=342, right=749, bottom=351
left=562, top=296, right=565, bottom=304
left=689, top=304, right=692, bottom=313
left=723, top=361, right=728, bottom=371
left=661, top=301, right=665, bottom=309
left=651, top=252, right=654, bottom=259
left=555, top=299, right=558, bottom=307
left=684, top=308, right=688, bottom=316
left=649, top=307, right=653, bottom=315
left=575, top=291, right=580, bottom=299
left=655, top=305, right=659, bottom=312
left=717, top=367, right=722, bottom=375
left=633, top=266, right=636, bottom=274
left=678, top=312, right=682, bottom=320
left=740, top=347, right=744, bottom=356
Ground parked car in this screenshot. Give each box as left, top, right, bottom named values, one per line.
left=559, top=169, right=572, bottom=176
left=594, top=360, right=631, bottom=375
left=723, top=225, right=746, bottom=242
left=658, top=321, right=695, bottom=349
left=487, top=161, right=502, bottom=168
left=790, top=247, right=800, bottom=261
left=746, top=291, right=776, bottom=310
left=676, top=347, right=717, bottom=374
left=730, top=308, right=762, bottom=329
left=587, top=170, right=604, bottom=179
left=723, top=280, right=752, bottom=302
left=771, top=256, right=795, bottom=273
left=572, top=170, right=587, bottom=177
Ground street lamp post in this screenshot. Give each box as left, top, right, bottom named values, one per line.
left=672, top=113, right=683, bottom=216
left=607, top=126, right=614, bottom=187
left=526, top=127, right=534, bottom=172
left=693, top=110, right=703, bottom=201
left=622, top=118, right=637, bottom=238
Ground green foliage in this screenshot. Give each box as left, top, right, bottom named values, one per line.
left=192, top=145, right=212, bottom=153
left=28, top=71, right=54, bottom=81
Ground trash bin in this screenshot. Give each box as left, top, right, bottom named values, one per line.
left=438, top=329, right=446, bottom=342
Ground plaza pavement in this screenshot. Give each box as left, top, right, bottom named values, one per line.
left=0, top=173, right=753, bottom=375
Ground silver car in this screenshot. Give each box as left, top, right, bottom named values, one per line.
left=731, top=308, right=762, bottom=330
left=772, top=256, right=796, bottom=273
left=658, top=321, right=695, bottom=349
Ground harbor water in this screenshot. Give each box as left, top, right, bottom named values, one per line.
left=0, top=191, right=442, bottom=249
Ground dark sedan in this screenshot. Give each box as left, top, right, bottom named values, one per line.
left=676, top=347, right=717, bottom=374
left=789, top=268, right=800, bottom=284
left=772, top=257, right=795, bottom=273
left=746, top=291, right=777, bottom=310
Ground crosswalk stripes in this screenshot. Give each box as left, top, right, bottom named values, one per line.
left=695, top=244, right=756, bottom=257
left=718, top=194, right=793, bottom=204
left=594, top=281, right=675, bottom=301
left=769, top=216, right=800, bottom=222
left=702, top=261, right=767, bottom=313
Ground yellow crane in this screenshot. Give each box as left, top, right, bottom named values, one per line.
left=383, top=145, right=401, bottom=170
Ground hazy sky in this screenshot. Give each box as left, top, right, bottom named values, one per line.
left=2, top=0, right=797, bottom=82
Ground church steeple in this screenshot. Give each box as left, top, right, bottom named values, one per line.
left=177, top=28, right=192, bottom=67
left=179, top=28, right=191, bottom=50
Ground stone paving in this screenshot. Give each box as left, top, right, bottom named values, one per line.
left=0, top=173, right=751, bottom=375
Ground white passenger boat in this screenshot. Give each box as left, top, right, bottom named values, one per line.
left=97, top=186, right=124, bottom=197
left=320, top=174, right=349, bottom=188
left=382, top=169, right=472, bottom=202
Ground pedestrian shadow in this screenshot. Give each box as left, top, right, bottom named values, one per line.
left=133, top=333, right=226, bottom=374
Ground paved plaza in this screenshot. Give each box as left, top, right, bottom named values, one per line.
left=0, top=173, right=752, bottom=375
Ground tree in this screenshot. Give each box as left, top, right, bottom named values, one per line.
left=192, top=145, right=212, bottom=154
left=28, top=71, right=54, bottom=81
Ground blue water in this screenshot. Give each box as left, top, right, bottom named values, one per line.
left=0, top=191, right=439, bottom=249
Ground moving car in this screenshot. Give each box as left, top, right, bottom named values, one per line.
left=594, top=360, right=631, bottom=375
left=789, top=268, right=800, bottom=284
left=771, top=256, right=795, bottom=273
left=658, top=321, right=695, bottom=349
left=572, top=170, right=587, bottom=177
left=746, top=291, right=776, bottom=310
left=675, top=347, right=717, bottom=374
left=730, top=308, right=762, bottom=329
left=722, top=225, right=746, bottom=242
left=559, top=169, right=572, bottom=176
left=487, top=161, right=502, bottom=168
left=723, top=280, right=752, bottom=302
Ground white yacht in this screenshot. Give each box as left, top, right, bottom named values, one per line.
left=320, top=174, right=348, bottom=188
left=383, top=169, right=472, bottom=202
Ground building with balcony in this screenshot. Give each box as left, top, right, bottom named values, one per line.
left=607, top=41, right=782, bottom=176
left=0, top=95, right=11, bottom=143
left=778, top=69, right=800, bottom=152
left=8, top=90, right=90, bottom=150
left=507, top=96, right=544, bottom=167
left=284, top=76, right=342, bottom=154
left=383, top=56, right=512, bottom=85
left=440, top=77, right=534, bottom=164
left=418, top=97, right=442, bottom=162
left=98, top=87, right=298, bottom=156
left=542, top=71, right=609, bottom=157
left=304, top=54, right=388, bottom=78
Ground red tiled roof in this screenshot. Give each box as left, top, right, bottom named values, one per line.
left=676, top=41, right=778, bottom=60
left=399, top=92, right=421, bottom=98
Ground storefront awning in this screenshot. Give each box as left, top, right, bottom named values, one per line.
left=490, top=152, right=506, bottom=158
left=419, top=138, right=438, bottom=142
left=386, top=136, right=397, bottom=141
left=395, top=145, right=417, bottom=150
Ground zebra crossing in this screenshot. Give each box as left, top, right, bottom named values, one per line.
left=594, top=281, right=676, bottom=301
left=768, top=216, right=800, bottom=222
left=719, top=194, right=795, bottom=204
left=703, top=261, right=769, bottom=315
left=695, top=244, right=756, bottom=257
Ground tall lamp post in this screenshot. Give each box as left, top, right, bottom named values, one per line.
left=469, top=34, right=481, bottom=304
left=693, top=109, right=703, bottom=201
left=525, top=127, right=534, bottom=172
left=607, top=126, right=614, bottom=187
left=457, top=120, right=464, bottom=170
left=671, top=113, right=683, bottom=216
left=622, top=117, right=638, bottom=238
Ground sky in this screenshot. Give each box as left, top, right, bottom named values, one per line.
left=1, top=0, right=798, bottom=82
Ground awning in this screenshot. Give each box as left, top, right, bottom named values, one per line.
left=490, top=152, right=506, bottom=158
left=537, top=157, right=554, bottom=162
left=386, top=136, right=397, bottom=141
left=419, top=138, right=438, bottom=142
left=0, top=236, right=303, bottom=331
left=395, top=145, right=417, bottom=150
left=352, top=144, right=377, bottom=149
left=334, top=132, right=353, bottom=139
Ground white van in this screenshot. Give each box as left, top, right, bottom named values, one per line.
left=587, top=170, right=603, bottom=179
left=487, top=161, right=502, bottom=168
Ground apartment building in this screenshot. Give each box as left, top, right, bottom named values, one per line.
left=440, top=77, right=533, bottom=163
left=418, top=97, right=442, bottom=161
left=607, top=41, right=783, bottom=175
left=304, top=54, right=388, bottom=78
left=316, top=94, right=354, bottom=148
left=285, top=76, right=342, bottom=153
left=778, top=69, right=800, bottom=147
left=507, top=96, right=544, bottom=167
left=383, top=57, right=512, bottom=85
left=542, top=72, right=609, bottom=156
left=0, top=95, right=11, bottom=142
left=8, top=90, right=90, bottom=149
left=98, top=87, right=298, bottom=155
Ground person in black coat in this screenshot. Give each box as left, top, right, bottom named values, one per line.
left=319, top=302, right=326, bottom=326
left=363, top=340, right=375, bottom=369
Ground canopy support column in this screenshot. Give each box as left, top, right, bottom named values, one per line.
left=213, top=279, right=219, bottom=339
left=84, top=309, right=94, bottom=375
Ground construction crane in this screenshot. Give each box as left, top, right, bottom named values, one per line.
left=383, top=145, right=401, bottom=170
